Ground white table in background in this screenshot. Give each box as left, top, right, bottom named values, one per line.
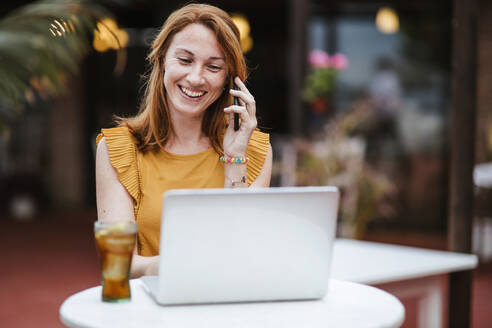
left=473, top=162, right=492, bottom=261
left=60, top=279, right=404, bottom=328
left=474, top=162, right=492, bottom=188
left=331, top=239, right=478, bottom=328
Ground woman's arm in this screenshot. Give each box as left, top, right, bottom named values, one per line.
left=223, top=143, right=272, bottom=188
left=96, top=137, right=158, bottom=278
left=223, top=77, right=273, bottom=188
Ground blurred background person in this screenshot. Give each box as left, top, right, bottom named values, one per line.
left=366, top=56, right=402, bottom=159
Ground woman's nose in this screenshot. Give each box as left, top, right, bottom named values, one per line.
left=186, top=65, right=205, bottom=85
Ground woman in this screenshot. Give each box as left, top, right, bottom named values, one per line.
left=95, top=3, right=272, bottom=278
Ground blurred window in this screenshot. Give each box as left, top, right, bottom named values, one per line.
left=307, top=1, right=452, bottom=231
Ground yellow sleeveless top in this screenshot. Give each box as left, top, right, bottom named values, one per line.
left=96, top=127, right=270, bottom=256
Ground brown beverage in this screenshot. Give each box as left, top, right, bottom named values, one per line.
left=94, top=221, right=137, bottom=302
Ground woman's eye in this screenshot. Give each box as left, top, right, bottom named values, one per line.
left=178, top=58, right=192, bottom=64
left=208, top=65, right=222, bottom=72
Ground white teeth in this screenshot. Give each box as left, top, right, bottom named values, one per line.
left=180, top=86, right=205, bottom=98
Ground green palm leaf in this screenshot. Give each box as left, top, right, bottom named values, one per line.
left=0, top=0, right=110, bottom=126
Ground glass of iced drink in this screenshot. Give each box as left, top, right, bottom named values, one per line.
left=94, top=221, right=137, bottom=302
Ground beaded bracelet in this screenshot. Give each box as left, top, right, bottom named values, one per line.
left=220, top=155, right=249, bottom=164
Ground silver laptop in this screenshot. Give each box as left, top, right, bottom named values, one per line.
left=140, top=186, right=339, bottom=305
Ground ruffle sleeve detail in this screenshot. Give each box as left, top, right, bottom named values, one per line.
left=246, top=130, right=270, bottom=185
left=96, top=127, right=140, bottom=204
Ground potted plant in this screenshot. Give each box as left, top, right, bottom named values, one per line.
left=302, top=49, right=348, bottom=115
left=296, top=102, right=395, bottom=239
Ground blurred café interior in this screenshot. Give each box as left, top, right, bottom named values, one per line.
left=0, top=0, right=491, bottom=327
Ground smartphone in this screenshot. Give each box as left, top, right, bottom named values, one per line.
left=233, top=83, right=240, bottom=131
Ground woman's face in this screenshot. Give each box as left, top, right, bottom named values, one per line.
left=163, top=23, right=228, bottom=122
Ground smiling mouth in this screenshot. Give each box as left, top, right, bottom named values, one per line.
left=179, top=86, right=207, bottom=98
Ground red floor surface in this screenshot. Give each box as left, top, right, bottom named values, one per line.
left=0, top=213, right=491, bottom=327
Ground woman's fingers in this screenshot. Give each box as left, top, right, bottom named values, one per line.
left=234, top=76, right=253, bottom=98
left=230, top=88, right=254, bottom=106
left=224, top=105, right=256, bottom=129
left=229, top=88, right=256, bottom=117
left=234, top=79, right=255, bottom=106
left=224, top=105, right=250, bottom=120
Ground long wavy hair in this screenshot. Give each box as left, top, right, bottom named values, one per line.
left=116, top=3, right=247, bottom=154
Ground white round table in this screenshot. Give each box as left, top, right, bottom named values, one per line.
left=60, top=279, right=404, bottom=328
